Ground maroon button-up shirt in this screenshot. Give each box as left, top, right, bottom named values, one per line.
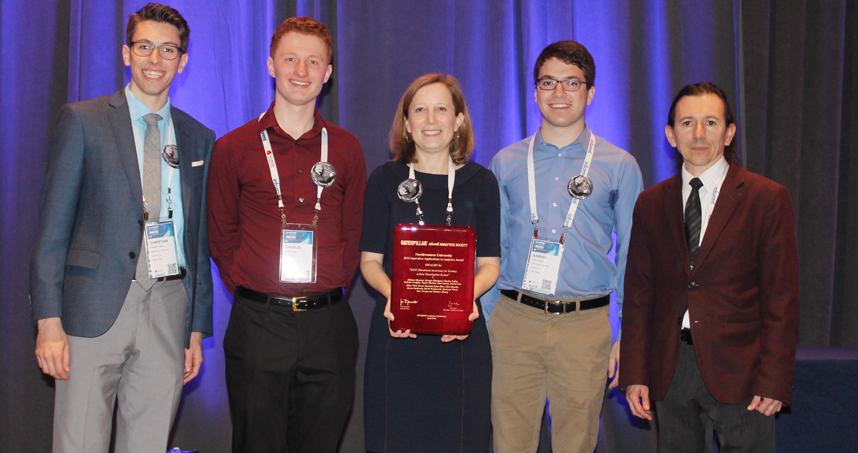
left=207, top=105, right=366, bottom=296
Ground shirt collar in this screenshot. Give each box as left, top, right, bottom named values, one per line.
left=536, top=126, right=592, bottom=153
left=681, top=155, right=729, bottom=190
left=124, top=84, right=171, bottom=122
left=256, top=102, right=326, bottom=140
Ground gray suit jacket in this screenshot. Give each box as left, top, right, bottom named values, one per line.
left=30, top=90, right=215, bottom=345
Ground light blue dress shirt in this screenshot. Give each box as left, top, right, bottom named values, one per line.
left=125, top=85, right=186, bottom=267
left=486, top=127, right=643, bottom=336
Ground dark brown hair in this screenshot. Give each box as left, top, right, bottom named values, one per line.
left=667, top=82, right=740, bottom=166
left=390, top=74, right=475, bottom=165
left=127, top=3, right=189, bottom=53
left=533, top=40, right=595, bottom=87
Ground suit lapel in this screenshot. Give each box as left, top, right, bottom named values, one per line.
left=172, top=108, right=193, bottom=219
left=108, top=91, right=144, bottom=211
left=661, top=175, right=691, bottom=275
left=693, top=165, right=744, bottom=272
left=172, top=108, right=195, bottom=260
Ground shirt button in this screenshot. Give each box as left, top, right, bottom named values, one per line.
left=296, top=140, right=300, bottom=145
left=555, top=177, right=559, bottom=181
left=688, top=281, right=697, bottom=289
left=558, top=153, right=562, bottom=157
left=551, top=229, right=556, bottom=234
left=299, top=198, right=304, bottom=202
left=129, top=251, right=136, bottom=259
left=552, top=203, right=557, bottom=207
left=298, top=169, right=303, bottom=173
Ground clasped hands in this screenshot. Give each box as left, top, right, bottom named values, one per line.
left=383, top=297, right=479, bottom=342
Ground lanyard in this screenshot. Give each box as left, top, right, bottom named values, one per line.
left=526, top=130, right=595, bottom=242
left=137, top=115, right=176, bottom=220
left=408, top=156, right=456, bottom=226
left=258, top=113, right=328, bottom=227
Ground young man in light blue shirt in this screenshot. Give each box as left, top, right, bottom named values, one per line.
left=488, top=40, right=643, bottom=453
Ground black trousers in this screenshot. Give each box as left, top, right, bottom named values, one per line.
left=655, top=341, right=775, bottom=453
left=224, top=292, right=358, bottom=453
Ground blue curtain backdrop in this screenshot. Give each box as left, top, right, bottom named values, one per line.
left=2, top=0, right=856, bottom=452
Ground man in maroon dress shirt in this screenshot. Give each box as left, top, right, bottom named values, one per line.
left=207, top=17, right=366, bottom=453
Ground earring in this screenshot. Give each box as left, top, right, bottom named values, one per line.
left=405, top=131, right=413, bottom=143
left=452, top=130, right=460, bottom=143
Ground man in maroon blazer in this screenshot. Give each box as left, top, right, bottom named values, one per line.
left=619, top=82, right=800, bottom=452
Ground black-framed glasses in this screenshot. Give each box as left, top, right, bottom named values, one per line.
left=130, top=41, right=182, bottom=60
left=537, top=78, right=586, bottom=92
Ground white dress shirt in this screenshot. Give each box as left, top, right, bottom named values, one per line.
left=681, top=156, right=729, bottom=329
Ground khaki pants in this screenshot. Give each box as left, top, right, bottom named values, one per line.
left=489, top=293, right=611, bottom=453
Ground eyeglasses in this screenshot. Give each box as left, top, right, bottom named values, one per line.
left=537, top=78, right=586, bottom=92
left=130, top=41, right=182, bottom=60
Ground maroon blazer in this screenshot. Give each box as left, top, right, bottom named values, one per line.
left=619, top=164, right=800, bottom=405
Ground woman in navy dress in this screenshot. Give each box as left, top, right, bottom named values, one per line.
left=360, top=74, right=500, bottom=453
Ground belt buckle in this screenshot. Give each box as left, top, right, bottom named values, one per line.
left=566, top=300, right=577, bottom=313
left=545, top=300, right=564, bottom=315
left=291, top=297, right=307, bottom=312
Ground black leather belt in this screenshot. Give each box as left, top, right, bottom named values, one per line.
left=501, top=289, right=610, bottom=314
left=135, top=267, right=186, bottom=282
left=680, top=328, right=693, bottom=345
left=235, top=286, right=344, bottom=312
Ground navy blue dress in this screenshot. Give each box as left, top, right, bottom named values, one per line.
left=360, top=160, right=500, bottom=453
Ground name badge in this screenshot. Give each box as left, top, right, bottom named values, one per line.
left=521, top=238, right=564, bottom=296
left=145, top=221, right=180, bottom=278
left=280, top=224, right=317, bottom=283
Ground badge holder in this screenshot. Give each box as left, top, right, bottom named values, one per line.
left=280, top=223, right=318, bottom=283
left=521, top=234, right=564, bottom=296
left=144, top=217, right=181, bottom=279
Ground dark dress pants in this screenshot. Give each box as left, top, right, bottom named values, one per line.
left=224, top=293, right=358, bottom=453
left=655, top=341, right=775, bottom=453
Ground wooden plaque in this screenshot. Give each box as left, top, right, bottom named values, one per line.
left=390, top=224, right=476, bottom=335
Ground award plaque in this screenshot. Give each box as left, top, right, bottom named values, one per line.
left=390, top=224, right=476, bottom=335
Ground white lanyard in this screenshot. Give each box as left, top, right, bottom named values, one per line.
left=408, top=156, right=456, bottom=225
left=526, top=130, right=595, bottom=239
left=138, top=115, right=176, bottom=220
left=258, top=113, right=328, bottom=227
left=315, top=128, right=329, bottom=211
left=165, top=117, right=176, bottom=218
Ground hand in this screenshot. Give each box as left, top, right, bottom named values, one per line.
left=747, top=395, right=783, bottom=416
left=183, top=332, right=204, bottom=384
left=607, top=340, right=620, bottom=389
left=35, top=317, right=70, bottom=380
left=384, top=297, right=416, bottom=339
left=441, top=300, right=480, bottom=343
left=626, top=384, right=652, bottom=420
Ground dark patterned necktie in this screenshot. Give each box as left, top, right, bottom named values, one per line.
left=685, top=178, right=704, bottom=265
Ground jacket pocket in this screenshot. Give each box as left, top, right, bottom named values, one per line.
left=65, top=249, right=101, bottom=269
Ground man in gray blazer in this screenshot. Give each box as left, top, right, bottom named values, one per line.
left=29, top=4, right=214, bottom=451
